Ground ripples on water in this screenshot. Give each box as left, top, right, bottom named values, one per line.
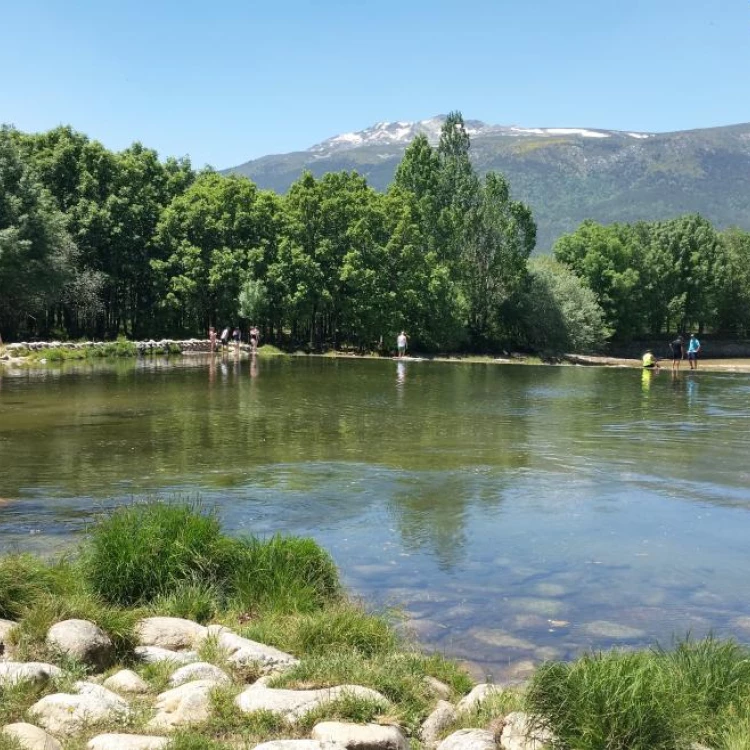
left=2, top=357, right=750, bottom=679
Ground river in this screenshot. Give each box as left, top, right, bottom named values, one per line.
left=2, top=355, right=750, bottom=680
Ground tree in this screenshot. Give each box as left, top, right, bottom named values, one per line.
left=715, top=228, right=750, bottom=336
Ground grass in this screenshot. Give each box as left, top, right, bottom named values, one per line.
left=526, top=637, right=750, bottom=750
left=256, top=344, right=286, bottom=357
left=441, top=689, right=524, bottom=738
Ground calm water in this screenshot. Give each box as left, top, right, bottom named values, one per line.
left=2, top=355, right=750, bottom=680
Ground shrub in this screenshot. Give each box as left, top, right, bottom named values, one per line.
left=80, top=500, right=225, bottom=606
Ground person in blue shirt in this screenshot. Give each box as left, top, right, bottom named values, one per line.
left=687, top=333, right=701, bottom=370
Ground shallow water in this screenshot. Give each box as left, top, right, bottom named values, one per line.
left=2, top=356, right=750, bottom=679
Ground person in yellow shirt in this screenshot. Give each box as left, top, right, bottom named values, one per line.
left=642, top=350, right=659, bottom=370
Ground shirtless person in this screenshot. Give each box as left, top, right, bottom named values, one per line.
left=670, top=335, right=684, bottom=370
left=397, top=331, right=408, bottom=358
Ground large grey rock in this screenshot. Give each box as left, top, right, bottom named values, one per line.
left=499, top=712, right=554, bottom=750
left=46, top=619, right=114, bottom=669
left=455, top=683, right=503, bottom=713
left=87, top=734, right=169, bottom=750
left=437, top=729, right=496, bottom=750
left=168, top=661, right=231, bottom=687
left=235, top=682, right=389, bottom=723
left=147, top=679, right=219, bottom=730
left=209, top=626, right=298, bottom=673
left=424, top=676, right=452, bottom=700
left=103, top=669, right=150, bottom=694
left=136, top=617, right=207, bottom=650
left=312, top=721, right=408, bottom=750
left=134, top=646, right=199, bottom=665
left=2, top=722, right=62, bottom=750
left=0, top=662, right=62, bottom=686
left=252, top=743, right=347, bottom=750
left=420, top=701, right=457, bottom=747
left=0, top=619, right=17, bottom=657
left=29, top=682, right=130, bottom=735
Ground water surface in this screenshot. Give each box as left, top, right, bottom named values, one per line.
left=2, top=356, right=750, bottom=680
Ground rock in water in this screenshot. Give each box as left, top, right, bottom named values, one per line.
left=46, top=619, right=114, bottom=669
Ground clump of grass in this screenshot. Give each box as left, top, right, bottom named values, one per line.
left=166, top=733, right=233, bottom=750
left=202, top=687, right=288, bottom=743
left=151, top=578, right=220, bottom=623
left=526, top=637, right=750, bottom=750
left=256, top=344, right=285, bottom=357
left=239, top=603, right=394, bottom=657
left=0, top=734, right=24, bottom=750
left=0, top=679, right=48, bottom=725
left=0, top=554, right=70, bottom=620
left=296, top=692, right=391, bottom=732
left=442, top=689, right=524, bottom=737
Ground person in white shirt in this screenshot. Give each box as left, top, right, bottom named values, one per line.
left=397, top=331, right=408, bottom=358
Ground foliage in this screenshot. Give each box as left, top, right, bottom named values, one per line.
left=526, top=637, right=750, bottom=750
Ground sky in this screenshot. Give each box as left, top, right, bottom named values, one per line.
left=2, top=0, right=749, bottom=169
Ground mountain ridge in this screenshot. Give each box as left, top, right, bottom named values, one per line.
left=224, top=117, right=750, bottom=250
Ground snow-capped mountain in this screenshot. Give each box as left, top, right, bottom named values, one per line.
left=307, top=115, right=653, bottom=155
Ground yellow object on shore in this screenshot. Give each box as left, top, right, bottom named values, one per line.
left=642, top=352, right=656, bottom=368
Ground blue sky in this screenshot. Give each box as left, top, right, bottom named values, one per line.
left=2, top=1, right=748, bottom=168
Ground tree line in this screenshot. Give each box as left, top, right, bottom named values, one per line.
left=2, top=113, right=748, bottom=352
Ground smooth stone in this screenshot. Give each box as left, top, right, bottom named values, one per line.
left=87, top=734, right=169, bottom=750
left=252, top=743, right=347, bottom=750
left=531, top=583, right=567, bottom=597
left=103, top=669, right=150, bottom=694
left=29, top=683, right=130, bottom=735
left=2, top=722, right=62, bottom=750
left=169, top=661, right=231, bottom=687
left=500, top=711, right=554, bottom=750
left=0, top=619, right=17, bottom=652
left=147, top=679, right=219, bottom=730
left=470, top=628, right=536, bottom=651
left=420, top=700, right=456, bottom=747
left=136, top=617, right=207, bottom=650
left=506, top=598, right=566, bottom=617
left=437, top=729, right=495, bottom=750
left=312, top=721, right=408, bottom=750
left=424, top=676, right=452, bottom=700
left=456, top=683, right=503, bottom=713
left=134, top=646, right=199, bottom=665
left=235, top=683, right=389, bottom=723
left=0, top=662, right=62, bottom=686
left=46, top=619, right=114, bottom=669
left=582, top=620, right=646, bottom=639
left=208, top=626, right=298, bottom=672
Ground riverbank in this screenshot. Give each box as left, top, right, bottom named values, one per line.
left=1, top=501, right=750, bottom=750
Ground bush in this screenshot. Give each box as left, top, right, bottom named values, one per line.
left=80, top=500, right=226, bottom=606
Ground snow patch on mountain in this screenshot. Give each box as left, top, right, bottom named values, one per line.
left=307, top=116, right=654, bottom=155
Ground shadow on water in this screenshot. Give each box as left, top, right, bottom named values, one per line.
left=3, top=357, right=750, bottom=676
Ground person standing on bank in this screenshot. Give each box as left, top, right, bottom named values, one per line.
left=687, top=333, right=701, bottom=370
left=208, top=326, right=217, bottom=354
left=397, top=331, right=408, bottom=358
left=670, top=335, right=684, bottom=370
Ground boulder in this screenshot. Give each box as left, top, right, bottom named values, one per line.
left=46, top=619, right=114, bottom=669
left=455, top=683, right=503, bottom=713
left=424, top=676, right=452, bottom=700
left=29, top=682, right=130, bottom=735
left=169, top=661, right=231, bottom=687
left=499, top=712, right=554, bottom=750
left=103, top=669, right=150, bottom=694
left=420, top=701, right=457, bottom=747
left=312, top=721, right=409, bottom=750
left=437, top=729, right=496, bottom=750
left=0, top=662, right=61, bottom=686
left=235, top=682, right=389, bottom=723
left=134, top=646, right=199, bottom=665
left=2, top=723, right=62, bottom=750
left=208, top=626, right=298, bottom=673
left=0, top=619, right=17, bottom=656
left=87, top=735, right=169, bottom=750
left=147, top=679, right=219, bottom=730
left=136, top=617, right=207, bottom=650
left=253, top=743, right=347, bottom=750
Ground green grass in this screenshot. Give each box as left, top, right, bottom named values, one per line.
left=441, top=689, right=524, bottom=738
left=256, top=344, right=286, bottom=357
left=526, top=637, right=750, bottom=750
left=0, top=554, right=70, bottom=620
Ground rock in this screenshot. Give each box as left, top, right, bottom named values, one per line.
left=136, top=617, right=207, bottom=650
left=456, top=683, right=503, bottom=713
left=147, top=679, right=219, bottom=730
left=168, top=661, right=231, bottom=687
left=0, top=662, right=62, bottom=686
left=29, top=682, right=130, bottom=735
left=0, top=619, right=17, bottom=656
left=209, top=626, right=298, bottom=673
left=312, top=721, right=408, bottom=750
left=499, top=712, right=554, bottom=750
left=581, top=620, right=645, bottom=639
left=87, top=735, right=169, bottom=750
left=437, top=729, right=496, bottom=750
left=103, top=669, right=150, bottom=694
left=134, top=646, right=199, bottom=665
left=252, top=743, right=347, bottom=750
left=424, top=676, right=452, bottom=700
left=420, top=701, right=456, bottom=747
left=46, top=619, right=114, bottom=669
left=235, top=682, right=389, bottom=723
left=2, top=722, right=62, bottom=750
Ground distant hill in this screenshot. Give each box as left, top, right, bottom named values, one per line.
left=224, top=116, right=750, bottom=251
